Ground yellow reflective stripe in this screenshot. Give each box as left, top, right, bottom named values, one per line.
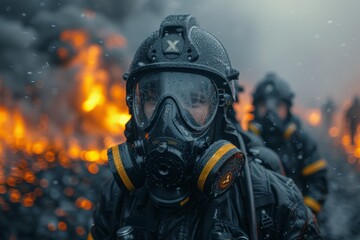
left=180, top=197, right=190, bottom=206
left=302, top=159, right=327, bottom=176
left=87, top=232, right=94, bottom=240
left=112, top=146, right=135, bottom=191
left=248, top=123, right=260, bottom=135
left=197, top=143, right=237, bottom=191
left=283, top=123, right=297, bottom=139
left=304, top=196, right=321, bottom=213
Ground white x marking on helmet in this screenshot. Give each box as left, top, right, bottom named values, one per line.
left=165, top=40, right=180, bottom=53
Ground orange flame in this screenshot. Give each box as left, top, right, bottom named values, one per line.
left=76, top=226, right=86, bottom=236
left=58, top=221, right=68, bottom=231
left=75, top=197, right=93, bottom=210
left=326, top=99, right=360, bottom=167
left=232, top=81, right=254, bottom=130
left=329, top=126, right=340, bottom=138
left=47, top=223, right=57, bottom=232
left=307, top=109, right=322, bottom=126
left=105, top=33, right=127, bottom=48
left=0, top=27, right=130, bottom=207
left=60, top=30, right=88, bottom=50
left=61, top=30, right=131, bottom=136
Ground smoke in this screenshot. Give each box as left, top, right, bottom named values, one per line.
left=0, top=0, right=168, bottom=97
left=119, top=0, right=360, bottom=108
left=0, top=0, right=169, bottom=119
left=1, top=0, right=359, bottom=107
left=0, top=16, right=43, bottom=99
left=1, top=0, right=358, bottom=149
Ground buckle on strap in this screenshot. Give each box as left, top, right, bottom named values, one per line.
left=260, top=210, right=273, bottom=229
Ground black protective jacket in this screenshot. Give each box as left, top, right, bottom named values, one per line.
left=249, top=116, right=328, bottom=214
left=90, top=156, right=321, bottom=239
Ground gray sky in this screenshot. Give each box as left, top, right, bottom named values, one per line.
left=122, top=0, right=360, bottom=108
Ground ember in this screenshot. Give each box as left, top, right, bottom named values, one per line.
left=0, top=12, right=130, bottom=239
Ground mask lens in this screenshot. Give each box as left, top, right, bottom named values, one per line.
left=134, top=81, right=159, bottom=128
left=133, top=71, right=218, bottom=129
left=256, top=98, right=288, bottom=120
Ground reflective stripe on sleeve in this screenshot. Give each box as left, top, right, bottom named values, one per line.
left=304, top=196, right=322, bottom=213
left=248, top=123, right=260, bottom=136
left=283, top=123, right=297, bottom=140
left=302, top=159, right=327, bottom=176
left=87, top=232, right=94, bottom=240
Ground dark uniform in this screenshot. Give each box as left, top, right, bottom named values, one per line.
left=345, top=96, right=360, bottom=145
left=90, top=15, right=321, bottom=240
left=248, top=73, right=328, bottom=214
left=90, top=159, right=320, bottom=240
left=321, top=97, right=336, bottom=131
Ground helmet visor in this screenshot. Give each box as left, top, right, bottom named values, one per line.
left=133, top=71, right=218, bottom=130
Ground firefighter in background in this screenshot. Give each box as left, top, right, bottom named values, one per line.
left=248, top=73, right=328, bottom=215
left=227, top=82, right=286, bottom=176
left=345, top=96, right=360, bottom=145
left=321, top=97, right=336, bottom=131
left=89, top=15, right=321, bottom=239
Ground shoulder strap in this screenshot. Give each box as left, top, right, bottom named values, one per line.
left=249, top=162, right=276, bottom=239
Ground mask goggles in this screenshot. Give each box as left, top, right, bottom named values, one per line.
left=132, top=71, right=219, bottom=131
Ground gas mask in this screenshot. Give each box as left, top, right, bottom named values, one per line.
left=251, top=98, right=290, bottom=148
left=108, top=71, right=245, bottom=207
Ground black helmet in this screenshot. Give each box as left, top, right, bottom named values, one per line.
left=112, top=15, right=245, bottom=208
left=252, top=72, right=294, bottom=106
left=124, top=14, right=239, bottom=106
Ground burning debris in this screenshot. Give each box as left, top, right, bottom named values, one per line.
left=0, top=1, right=168, bottom=239
left=0, top=9, right=131, bottom=165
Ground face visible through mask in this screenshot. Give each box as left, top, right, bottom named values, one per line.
left=143, top=89, right=210, bottom=126
left=183, top=91, right=211, bottom=126
left=143, top=88, right=158, bottom=121
left=256, top=99, right=288, bottom=121
left=134, top=71, right=218, bottom=130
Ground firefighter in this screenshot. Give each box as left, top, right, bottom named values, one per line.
left=90, top=15, right=321, bottom=240
left=321, top=97, right=336, bottom=131
left=345, top=96, right=360, bottom=145
left=249, top=73, right=328, bottom=215
left=227, top=82, right=286, bottom=176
